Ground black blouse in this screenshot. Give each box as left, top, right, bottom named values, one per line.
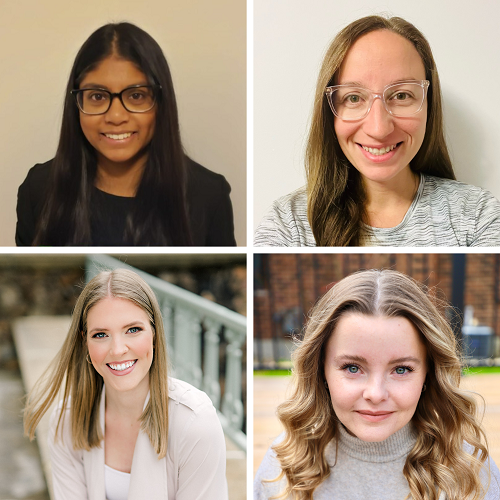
left=16, top=159, right=236, bottom=246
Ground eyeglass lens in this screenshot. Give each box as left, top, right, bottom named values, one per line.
left=330, top=82, right=426, bottom=120
left=76, top=87, right=155, bottom=114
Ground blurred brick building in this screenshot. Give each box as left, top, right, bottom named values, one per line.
left=254, top=254, right=500, bottom=366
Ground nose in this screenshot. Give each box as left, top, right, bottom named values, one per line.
left=110, top=335, right=129, bottom=357
left=105, top=96, right=129, bottom=124
left=362, top=96, right=394, bottom=139
left=362, top=375, right=389, bottom=404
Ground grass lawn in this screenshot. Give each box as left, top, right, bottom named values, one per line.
left=462, top=366, right=500, bottom=376
left=254, top=370, right=291, bottom=377
left=255, top=367, right=500, bottom=377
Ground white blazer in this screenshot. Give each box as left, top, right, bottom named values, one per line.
left=48, top=378, right=228, bottom=500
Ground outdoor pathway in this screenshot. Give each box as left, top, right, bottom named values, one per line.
left=0, top=369, right=49, bottom=500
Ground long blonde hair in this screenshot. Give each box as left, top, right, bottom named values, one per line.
left=24, top=268, right=170, bottom=458
left=306, top=16, right=455, bottom=246
left=272, top=269, right=489, bottom=500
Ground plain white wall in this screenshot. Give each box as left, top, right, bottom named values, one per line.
left=0, top=0, right=246, bottom=246
left=254, top=0, right=500, bottom=230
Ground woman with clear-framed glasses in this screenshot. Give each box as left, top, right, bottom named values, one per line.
left=16, top=22, right=235, bottom=246
left=254, top=15, right=500, bottom=247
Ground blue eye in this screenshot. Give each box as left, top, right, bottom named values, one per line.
left=395, top=366, right=413, bottom=375
left=92, top=332, right=107, bottom=339
left=127, top=326, right=142, bottom=334
left=341, top=364, right=360, bottom=374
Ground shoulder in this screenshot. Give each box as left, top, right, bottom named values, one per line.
left=420, top=175, right=500, bottom=246
left=254, top=433, right=287, bottom=499
left=462, top=442, right=500, bottom=498
left=166, top=378, right=225, bottom=465
left=255, top=187, right=315, bottom=247
left=20, top=159, right=53, bottom=189
left=485, top=456, right=500, bottom=498
left=186, top=157, right=231, bottom=195
left=168, top=377, right=216, bottom=415
left=184, top=157, right=235, bottom=245
left=18, top=159, right=52, bottom=205
left=271, top=186, right=308, bottom=212
left=167, top=377, right=223, bottom=439
left=422, top=175, right=500, bottom=207
left=48, top=398, right=81, bottom=458
left=49, top=398, right=71, bottom=431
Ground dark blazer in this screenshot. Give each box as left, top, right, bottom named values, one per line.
left=16, top=158, right=236, bottom=246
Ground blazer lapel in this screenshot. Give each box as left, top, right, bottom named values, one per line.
left=83, top=387, right=106, bottom=500
left=83, top=387, right=168, bottom=500
left=128, top=392, right=168, bottom=500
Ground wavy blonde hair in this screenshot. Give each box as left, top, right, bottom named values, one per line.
left=24, top=268, right=170, bottom=458
left=271, top=269, right=490, bottom=500
left=306, top=16, right=455, bottom=246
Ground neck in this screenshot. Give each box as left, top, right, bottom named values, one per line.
left=95, top=153, right=148, bottom=197
left=363, top=167, right=420, bottom=228
left=337, top=421, right=417, bottom=462
left=104, top=376, right=150, bottom=421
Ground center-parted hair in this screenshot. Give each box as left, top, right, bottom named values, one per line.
left=306, top=16, right=455, bottom=246
left=272, top=269, right=489, bottom=500
left=24, top=268, right=170, bottom=458
left=34, top=22, right=193, bottom=246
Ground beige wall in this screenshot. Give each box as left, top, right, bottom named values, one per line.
left=0, top=0, right=246, bottom=246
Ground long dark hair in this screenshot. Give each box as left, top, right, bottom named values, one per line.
left=34, top=22, right=193, bottom=245
left=306, top=16, right=455, bottom=246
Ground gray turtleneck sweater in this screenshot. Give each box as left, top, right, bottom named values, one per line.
left=254, top=423, right=500, bottom=499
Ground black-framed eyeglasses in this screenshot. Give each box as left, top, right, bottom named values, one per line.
left=70, top=84, right=161, bottom=115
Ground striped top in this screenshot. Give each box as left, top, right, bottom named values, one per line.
left=254, top=174, right=500, bottom=247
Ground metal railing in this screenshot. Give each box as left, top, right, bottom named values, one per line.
left=86, top=254, right=247, bottom=451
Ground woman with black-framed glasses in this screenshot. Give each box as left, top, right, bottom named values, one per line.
left=254, top=15, right=500, bottom=247
left=16, top=22, right=236, bottom=246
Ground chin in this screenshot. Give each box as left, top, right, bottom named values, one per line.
left=350, top=425, right=395, bottom=442
left=355, top=163, right=408, bottom=182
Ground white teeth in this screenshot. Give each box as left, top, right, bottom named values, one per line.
left=108, top=360, right=136, bottom=371
left=105, top=132, right=133, bottom=140
left=362, top=144, right=397, bottom=155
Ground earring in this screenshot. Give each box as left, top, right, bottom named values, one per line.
left=86, top=354, right=92, bottom=364
left=422, top=383, right=426, bottom=392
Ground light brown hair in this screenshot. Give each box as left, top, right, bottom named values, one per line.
left=24, top=268, right=170, bottom=457
left=271, top=269, right=489, bottom=500
left=306, top=16, right=455, bottom=246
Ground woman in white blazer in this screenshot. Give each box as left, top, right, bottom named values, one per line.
left=24, top=268, right=228, bottom=500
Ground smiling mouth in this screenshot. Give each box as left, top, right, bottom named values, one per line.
left=357, top=410, right=394, bottom=416
left=359, top=142, right=402, bottom=156
left=102, top=132, right=135, bottom=140
left=107, top=360, right=137, bottom=371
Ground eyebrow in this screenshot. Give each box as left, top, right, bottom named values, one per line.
left=88, top=320, right=146, bottom=335
left=79, top=82, right=149, bottom=90
left=334, top=354, right=422, bottom=365
left=336, top=78, right=421, bottom=87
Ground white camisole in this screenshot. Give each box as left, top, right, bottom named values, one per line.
left=104, top=464, right=130, bottom=500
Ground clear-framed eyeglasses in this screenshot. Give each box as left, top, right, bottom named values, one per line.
left=70, top=84, right=161, bottom=115
left=324, top=80, right=430, bottom=121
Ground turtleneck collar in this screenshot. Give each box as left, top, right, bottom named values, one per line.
left=328, top=421, right=418, bottom=464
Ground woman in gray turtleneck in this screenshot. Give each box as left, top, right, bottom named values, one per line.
left=254, top=270, right=500, bottom=500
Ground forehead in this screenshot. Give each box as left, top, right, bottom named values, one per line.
left=87, top=296, right=148, bottom=324
left=325, top=312, right=427, bottom=364
left=79, top=55, right=148, bottom=90
left=336, top=29, right=426, bottom=88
